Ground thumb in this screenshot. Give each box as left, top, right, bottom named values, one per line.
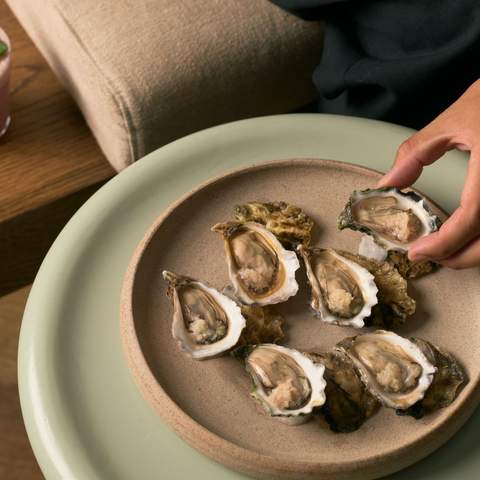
left=377, top=125, right=454, bottom=189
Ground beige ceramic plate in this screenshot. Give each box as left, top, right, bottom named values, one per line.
left=121, top=158, right=480, bottom=480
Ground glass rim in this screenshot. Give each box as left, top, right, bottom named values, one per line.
left=0, top=27, right=11, bottom=56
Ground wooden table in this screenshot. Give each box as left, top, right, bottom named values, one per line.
left=0, top=0, right=115, bottom=297
left=0, top=286, right=42, bottom=479
left=1, top=2, right=115, bottom=477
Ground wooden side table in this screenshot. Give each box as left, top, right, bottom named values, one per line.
left=1, top=2, right=115, bottom=477
left=0, top=1, right=115, bottom=297
left=0, top=286, right=41, bottom=479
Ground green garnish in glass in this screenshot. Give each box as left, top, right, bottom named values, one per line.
left=0, top=40, right=8, bottom=58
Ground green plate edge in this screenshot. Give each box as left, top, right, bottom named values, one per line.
left=18, top=114, right=479, bottom=480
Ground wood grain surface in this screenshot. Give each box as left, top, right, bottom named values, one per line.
left=0, top=1, right=115, bottom=295
left=0, top=286, right=43, bottom=480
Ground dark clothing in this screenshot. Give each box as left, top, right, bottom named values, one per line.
left=271, top=0, right=480, bottom=129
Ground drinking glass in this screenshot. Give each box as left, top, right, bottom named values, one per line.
left=0, top=28, right=11, bottom=137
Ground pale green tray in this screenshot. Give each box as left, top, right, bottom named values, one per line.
left=19, top=114, right=478, bottom=479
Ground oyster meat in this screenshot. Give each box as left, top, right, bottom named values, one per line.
left=308, top=350, right=380, bottom=433
left=298, top=246, right=378, bottom=328
left=338, top=188, right=441, bottom=278
left=163, top=271, right=246, bottom=359
left=338, top=330, right=436, bottom=410
left=234, top=201, right=314, bottom=248
left=212, top=222, right=300, bottom=306
left=338, top=251, right=416, bottom=328
left=239, top=344, right=326, bottom=424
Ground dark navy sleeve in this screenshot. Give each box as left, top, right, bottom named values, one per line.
left=270, top=0, right=480, bottom=129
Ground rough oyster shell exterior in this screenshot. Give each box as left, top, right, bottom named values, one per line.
left=234, top=200, right=314, bottom=248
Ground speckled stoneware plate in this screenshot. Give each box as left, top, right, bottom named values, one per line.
left=121, top=158, right=480, bottom=480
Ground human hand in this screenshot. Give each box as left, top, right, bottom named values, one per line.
left=377, top=79, right=480, bottom=269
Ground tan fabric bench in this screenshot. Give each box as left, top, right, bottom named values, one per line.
left=8, top=0, right=324, bottom=171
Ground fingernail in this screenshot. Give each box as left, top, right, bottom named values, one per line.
left=376, top=176, right=390, bottom=188
left=408, top=249, right=430, bottom=262
left=410, top=254, right=430, bottom=262
left=377, top=171, right=395, bottom=188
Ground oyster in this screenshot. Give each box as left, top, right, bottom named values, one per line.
left=397, top=338, right=466, bottom=418
left=308, top=350, right=379, bottom=433
left=212, top=222, right=300, bottom=306
left=298, top=246, right=378, bottom=328
left=338, top=330, right=436, bottom=410
left=338, top=188, right=441, bottom=278
left=338, top=188, right=441, bottom=251
left=234, top=201, right=314, bottom=248
left=163, top=271, right=246, bottom=359
left=338, top=251, right=416, bottom=328
left=239, top=344, right=326, bottom=425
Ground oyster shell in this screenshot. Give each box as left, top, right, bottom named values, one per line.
left=163, top=271, right=246, bottom=359
left=338, top=188, right=441, bottom=251
left=234, top=201, right=314, bottom=248
left=338, top=330, right=436, bottom=410
left=308, top=350, right=380, bottom=433
left=397, top=338, right=466, bottom=418
left=357, top=234, right=389, bottom=262
left=386, top=249, right=439, bottom=279
left=338, top=251, right=416, bottom=328
left=212, top=222, right=300, bottom=306
left=338, top=188, right=441, bottom=278
left=236, top=305, right=285, bottom=348
left=359, top=235, right=438, bottom=280
left=298, top=246, right=378, bottom=328
left=239, top=344, right=326, bottom=425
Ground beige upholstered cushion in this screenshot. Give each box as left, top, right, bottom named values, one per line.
left=8, top=0, right=324, bottom=170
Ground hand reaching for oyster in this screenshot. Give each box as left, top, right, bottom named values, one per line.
left=163, top=197, right=466, bottom=433
left=378, top=80, right=480, bottom=269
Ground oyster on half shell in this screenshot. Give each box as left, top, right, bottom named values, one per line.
left=298, top=246, right=378, bottom=328
left=163, top=271, right=246, bottom=359
left=338, top=188, right=441, bottom=278
left=238, top=344, right=326, bottom=425
left=338, top=330, right=436, bottom=411
left=338, top=188, right=441, bottom=251
left=212, top=222, right=300, bottom=306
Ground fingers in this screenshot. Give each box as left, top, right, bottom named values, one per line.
left=380, top=81, right=480, bottom=190
left=408, top=207, right=478, bottom=261
left=408, top=150, right=480, bottom=262
left=377, top=118, right=456, bottom=189
left=440, top=236, right=480, bottom=269
left=377, top=80, right=480, bottom=269
left=378, top=136, right=451, bottom=189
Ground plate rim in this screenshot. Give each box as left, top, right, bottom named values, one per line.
left=120, top=157, right=479, bottom=479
